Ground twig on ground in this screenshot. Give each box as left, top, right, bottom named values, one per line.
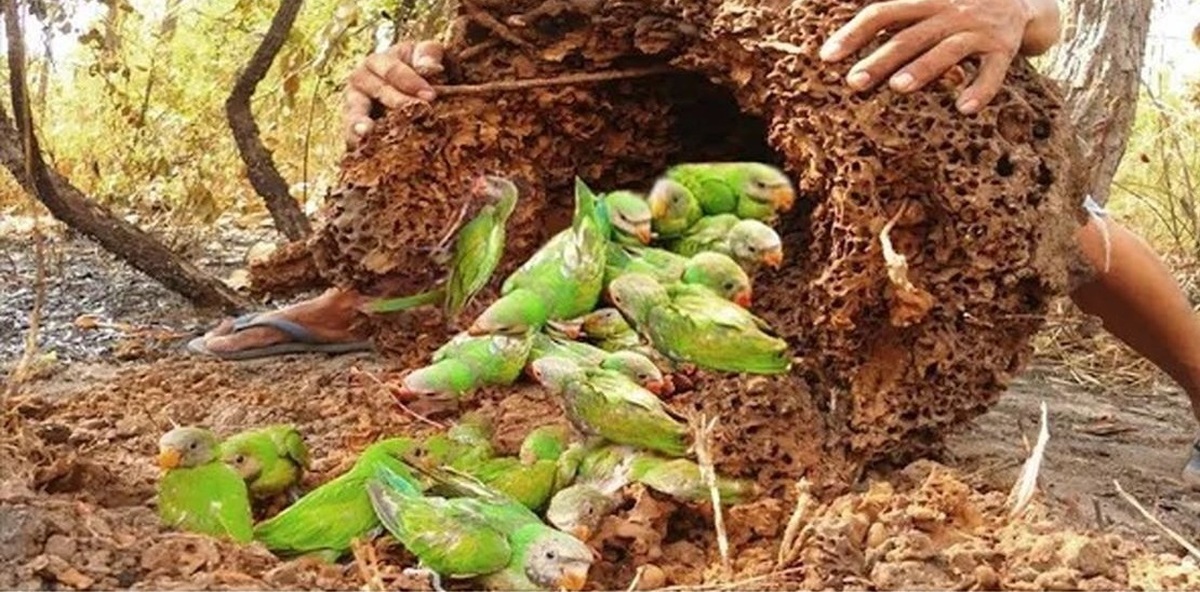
left=776, top=478, right=815, bottom=568
left=350, top=538, right=387, bottom=592
left=1114, top=479, right=1200, bottom=561
left=691, top=413, right=731, bottom=580
left=658, top=566, right=806, bottom=591
left=431, top=67, right=674, bottom=97
left=625, top=565, right=647, bottom=592
left=1008, top=401, right=1050, bottom=518
left=350, top=366, right=447, bottom=430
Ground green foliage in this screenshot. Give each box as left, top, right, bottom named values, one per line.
left=1110, top=81, right=1200, bottom=257
left=2, top=0, right=451, bottom=233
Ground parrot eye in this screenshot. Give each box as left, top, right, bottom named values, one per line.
left=188, top=442, right=198, bottom=450
left=545, top=550, right=558, bottom=560
left=724, top=282, right=735, bottom=291
left=234, top=455, right=245, bottom=464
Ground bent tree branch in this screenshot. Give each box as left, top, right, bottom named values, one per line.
left=225, top=0, right=312, bottom=241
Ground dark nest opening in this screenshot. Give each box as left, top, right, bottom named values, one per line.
left=256, top=0, right=1081, bottom=495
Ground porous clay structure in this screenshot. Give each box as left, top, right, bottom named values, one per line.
left=254, top=0, right=1079, bottom=486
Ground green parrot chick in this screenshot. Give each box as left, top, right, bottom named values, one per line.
left=219, top=425, right=311, bottom=499
left=156, top=427, right=254, bottom=543
left=734, top=162, right=796, bottom=214
left=729, top=220, right=784, bottom=270
left=682, top=252, right=753, bottom=307
left=600, top=191, right=653, bottom=245
left=468, top=288, right=549, bottom=337
left=647, top=178, right=703, bottom=238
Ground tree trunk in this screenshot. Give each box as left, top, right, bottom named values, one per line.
left=1042, top=0, right=1153, bottom=204
left=3, top=0, right=249, bottom=314
left=225, top=0, right=312, bottom=241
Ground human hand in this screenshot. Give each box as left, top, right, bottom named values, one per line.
left=343, top=40, right=445, bottom=147
left=819, top=0, right=1036, bottom=115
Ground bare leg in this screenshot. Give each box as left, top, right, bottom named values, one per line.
left=1070, top=216, right=1200, bottom=484
left=200, top=288, right=369, bottom=355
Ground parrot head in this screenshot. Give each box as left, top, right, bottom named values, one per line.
left=545, top=484, right=620, bottom=543
left=729, top=220, right=784, bottom=270
left=599, top=351, right=666, bottom=395
left=448, top=411, right=495, bottom=445
left=606, top=273, right=668, bottom=326
left=473, top=174, right=519, bottom=219
left=519, top=425, right=571, bottom=464
left=219, top=441, right=264, bottom=483
left=577, top=308, right=631, bottom=340
left=602, top=191, right=653, bottom=244
left=738, top=163, right=796, bottom=213
left=519, top=525, right=597, bottom=591
left=529, top=356, right=586, bottom=393
left=157, top=426, right=220, bottom=470
left=682, top=252, right=753, bottom=307
left=468, top=289, right=549, bottom=336
left=647, top=177, right=698, bottom=225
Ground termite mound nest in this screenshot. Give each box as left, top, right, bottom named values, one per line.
left=251, top=0, right=1080, bottom=484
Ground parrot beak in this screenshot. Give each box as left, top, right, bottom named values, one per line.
left=471, top=175, right=489, bottom=196
left=548, top=320, right=583, bottom=340
left=734, top=289, right=753, bottom=308
left=557, top=566, right=591, bottom=591
left=157, top=448, right=182, bottom=470
left=634, top=224, right=653, bottom=245
left=466, top=322, right=489, bottom=337
left=660, top=375, right=676, bottom=396
left=645, top=379, right=667, bottom=396
left=763, top=250, right=783, bottom=269
left=770, top=186, right=796, bottom=212
left=649, top=194, right=668, bottom=219
left=569, top=525, right=592, bottom=542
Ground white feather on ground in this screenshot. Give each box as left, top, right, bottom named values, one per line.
left=1008, top=400, right=1050, bottom=518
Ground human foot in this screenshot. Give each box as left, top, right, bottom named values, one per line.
left=188, top=289, right=373, bottom=360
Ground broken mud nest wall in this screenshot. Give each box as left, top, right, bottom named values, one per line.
left=255, top=0, right=1079, bottom=489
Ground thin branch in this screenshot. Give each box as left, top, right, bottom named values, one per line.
left=1113, top=479, right=1200, bottom=562
left=431, top=67, right=674, bottom=97
left=351, top=366, right=447, bottom=430
left=692, top=414, right=731, bottom=580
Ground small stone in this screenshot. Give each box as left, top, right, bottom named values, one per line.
left=43, top=534, right=77, bottom=559
left=1034, top=567, right=1082, bottom=591
left=1060, top=538, right=1111, bottom=578
left=638, top=563, right=667, bottom=590
left=866, top=522, right=888, bottom=549
left=972, top=565, right=999, bottom=590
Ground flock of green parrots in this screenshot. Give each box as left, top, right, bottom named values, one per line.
left=155, top=162, right=796, bottom=591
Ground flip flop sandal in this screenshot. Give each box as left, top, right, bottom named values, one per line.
left=186, top=313, right=373, bottom=361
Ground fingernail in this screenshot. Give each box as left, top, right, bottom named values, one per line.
left=846, top=70, right=871, bottom=89
left=890, top=72, right=914, bottom=92
left=354, top=122, right=371, bottom=136
left=958, top=98, right=980, bottom=114
left=819, top=39, right=842, bottom=61
left=417, top=89, right=436, bottom=102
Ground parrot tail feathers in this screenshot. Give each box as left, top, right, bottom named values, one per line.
left=572, top=177, right=599, bottom=234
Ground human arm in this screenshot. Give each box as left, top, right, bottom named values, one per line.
left=819, top=0, right=1062, bottom=114
left=342, top=40, right=445, bottom=147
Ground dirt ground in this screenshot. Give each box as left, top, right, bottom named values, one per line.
left=5, top=223, right=1200, bottom=590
